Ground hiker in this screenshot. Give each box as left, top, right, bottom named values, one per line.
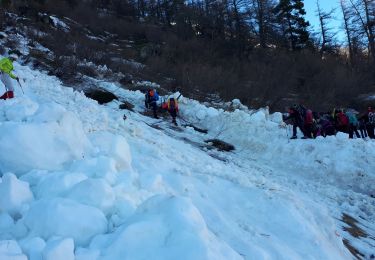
left=284, top=104, right=305, bottom=139
left=303, top=108, right=314, bottom=139
left=345, top=110, right=360, bottom=139
left=318, top=115, right=336, bottom=137
left=162, top=97, right=179, bottom=125
left=358, top=117, right=368, bottom=139
left=335, top=109, right=349, bottom=134
left=145, top=89, right=159, bottom=119
left=365, top=107, right=375, bottom=139
left=0, top=54, right=19, bottom=100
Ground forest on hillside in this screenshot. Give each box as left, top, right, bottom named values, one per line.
left=1, top=0, right=374, bottom=111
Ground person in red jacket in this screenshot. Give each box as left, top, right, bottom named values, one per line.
left=303, top=109, right=314, bottom=139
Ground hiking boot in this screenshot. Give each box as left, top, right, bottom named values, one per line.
left=290, top=136, right=297, bottom=139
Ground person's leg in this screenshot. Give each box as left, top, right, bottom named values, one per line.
left=292, top=124, right=297, bottom=137
left=354, top=126, right=360, bottom=138
left=171, top=110, right=177, bottom=125
left=349, top=124, right=354, bottom=139
left=368, top=125, right=375, bottom=139
left=306, top=124, right=313, bottom=138
left=151, top=102, right=158, bottom=118
left=360, top=126, right=365, bottom=138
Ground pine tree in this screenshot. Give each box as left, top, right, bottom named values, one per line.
left=274, top=0, right=310, bottom=50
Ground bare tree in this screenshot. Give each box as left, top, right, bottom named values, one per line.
left=249, top=0, right=277, bottom=48
left=348, top=0, right=375, bottom=63
left=316, top=0, right=336, bottom=57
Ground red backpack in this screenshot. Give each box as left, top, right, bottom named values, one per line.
left=305, top=109, right=313, bottom=124
left=337, top=112, right=349, bottom=126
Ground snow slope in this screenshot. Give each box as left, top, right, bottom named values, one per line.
left=0, top=60, right=374, bottom=259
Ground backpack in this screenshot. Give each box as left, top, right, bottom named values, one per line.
left=337, top=112, right=349, bottom=126
left=305, top=109, right=313, bottom=124
left=345, top=112, right=358, bottom=126
left=168, top=98, right=178, bottom=111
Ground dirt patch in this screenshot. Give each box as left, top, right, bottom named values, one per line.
left=342, top=213, right=367, bottom=239
left=205, top=139, right=235, bottom=152
left=342, top=239, right=365, bottom=260
left=341, top=213, right=371, bottom=260
left=119, top=101, right=135, bottom=111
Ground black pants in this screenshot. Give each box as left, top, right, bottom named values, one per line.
left=169, top=110, right=177, bottom=123
left=146, top=101, right=158, bottom=118
left=359, top=125, right=367, bottom=138
left=348, top=124, right=360, bottom=139
left=304, top=124, right=314, bottom=138
left=367, top=124, right=375, bottom=139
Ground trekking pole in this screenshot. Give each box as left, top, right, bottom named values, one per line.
left=286, top=124, right=290, bottom=143
left=17, top=79, right=24, bottom=94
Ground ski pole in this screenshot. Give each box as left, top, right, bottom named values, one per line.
left=17, top=79, right=24, bottom=94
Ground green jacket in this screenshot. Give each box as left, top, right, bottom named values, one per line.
left=0, top=58, right=17, bottom=79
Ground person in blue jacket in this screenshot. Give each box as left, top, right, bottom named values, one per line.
left=145, top=89, right=159, bottom=118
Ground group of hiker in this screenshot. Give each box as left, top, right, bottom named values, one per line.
left=2, top=53, right=374, bottom=140
left=284, top=104, right=375, bottom=139
left=145, top=88, right=179, bottom=125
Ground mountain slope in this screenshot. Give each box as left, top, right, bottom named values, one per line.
left=0, top=60, right=374, bottom=259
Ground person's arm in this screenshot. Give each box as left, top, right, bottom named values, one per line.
left=9, top=71, right=18, bottom=80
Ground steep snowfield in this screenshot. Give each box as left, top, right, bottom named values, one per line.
left=0, top=60, right=373, bottom=259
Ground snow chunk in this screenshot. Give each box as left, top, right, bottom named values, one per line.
left=42, top=238, right=74, bottom=260
left=0, top=173, right=34, bottom=217
left=90, top=195, right=241, bottom=260
left=0, top=240, right=27, bottom=260
left=0, top=213, right=15, bottom=239
left=19, top=237, right=46, bottom=260
left=75, top=247, right=100, bottom=260
left=24, top=198, right=107, bottom=246
left=0, top=111, right=90, bottom=175
left=89, top=132, right=132, bottom=171
left=0, top=213, right=14, bottom=230
left=3, top=97, right=39, bottom=122
left=66, top=178, right=115, bottom=214
left=31, top=103, right=66, bottom=123
left=35, top=171, right=87, bottom=199
left=70, top=156, right=118, bottom=185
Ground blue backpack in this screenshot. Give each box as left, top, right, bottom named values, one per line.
left=345, top=112, right=358, bottom=126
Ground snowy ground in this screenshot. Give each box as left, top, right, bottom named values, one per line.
left=0, top=60, right=374, bottom=259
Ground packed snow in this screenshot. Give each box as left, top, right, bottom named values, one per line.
left=0, top=58, right=374, bottom=259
